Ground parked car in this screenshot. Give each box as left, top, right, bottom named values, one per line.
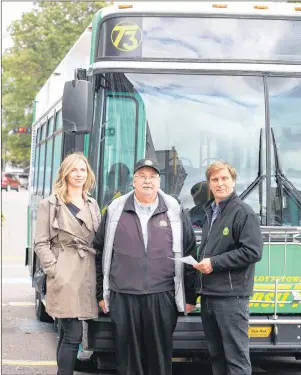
left=1, top=172, right=21, bottom=192
left=16, top=173, right=29, bottom=189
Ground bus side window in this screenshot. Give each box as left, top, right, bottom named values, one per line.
left=37, top=123, right=46, bottom=196
left=33, top=127, right=41, bottom=194
left=51, top=111, right=63, bottom=190
left=44, top=117, right=54, bottom=197
left=101, top=95, right=138, bottom=205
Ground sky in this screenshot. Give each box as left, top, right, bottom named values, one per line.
left=2, top=1, right=35, bottom=52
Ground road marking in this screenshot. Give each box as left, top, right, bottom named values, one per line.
left=2, top=277, right=31, bottom=284
left=252, top=367, right=267, bottom=373
left=2, top=302, right=35, bottom=307
left=2, top=256, right=25, bottom=261
left=2, top=360, right=56, bottom=366
left=2, top=264, right=26, bottom=268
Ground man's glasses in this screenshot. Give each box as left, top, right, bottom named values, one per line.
left=134, top=175, right=160, bottom=182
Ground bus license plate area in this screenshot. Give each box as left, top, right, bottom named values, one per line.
left=248, top=326, right=272, bottom=338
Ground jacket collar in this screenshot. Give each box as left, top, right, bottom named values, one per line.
left=48, top=194, right=61, bottom=206
left=124, top=191, right=168, bottom=214
left=204, top=190, right=238, bottom=213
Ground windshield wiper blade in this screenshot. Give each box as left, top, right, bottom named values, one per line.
left=271, top=127, right=301, bottom=208
left=271, top=127, right=284, bottom=223
left=240, top=128, right=266, bottom=200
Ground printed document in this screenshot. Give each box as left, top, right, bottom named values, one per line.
left=168, top=255, right=198, bottom=265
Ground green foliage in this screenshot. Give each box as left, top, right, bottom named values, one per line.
left=2, top=1, right=106, bottom=167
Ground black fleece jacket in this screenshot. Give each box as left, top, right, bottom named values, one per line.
left=196, top=191, right=263, bottom=297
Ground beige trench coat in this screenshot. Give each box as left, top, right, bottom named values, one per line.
left=34, top=194, right=100, bottom=319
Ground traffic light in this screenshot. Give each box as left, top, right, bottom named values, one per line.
left=12, top=127, right=31, bottom=134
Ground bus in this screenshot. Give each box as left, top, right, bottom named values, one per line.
left=26, top=1, right=301, bottom=369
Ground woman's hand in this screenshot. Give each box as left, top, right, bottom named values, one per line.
left=98, top=300, right=107, bottom=314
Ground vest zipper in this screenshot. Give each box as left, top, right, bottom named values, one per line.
left=145, top=242, right=148, bottom=294
left=137, top=212, right=148, bottom=294
left=229, top=271, right=233, bottom=290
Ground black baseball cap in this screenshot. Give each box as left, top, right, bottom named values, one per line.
left=134, top=158, right=160, bottom=175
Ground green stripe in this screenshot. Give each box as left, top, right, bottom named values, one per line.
left=90, top=10, right=104, bottom=64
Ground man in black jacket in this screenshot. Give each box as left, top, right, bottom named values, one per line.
left=194, top=161, right=263, bottom=375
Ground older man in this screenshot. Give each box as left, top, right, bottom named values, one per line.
left=94, top=158, right=197, bottom=375
left=194, top=161, right=263, bottom=375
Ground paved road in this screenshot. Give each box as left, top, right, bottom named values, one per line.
left=2, top=190, right=301, bottom=374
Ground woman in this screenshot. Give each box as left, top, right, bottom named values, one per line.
left=34, top=152, right=100, bottom=375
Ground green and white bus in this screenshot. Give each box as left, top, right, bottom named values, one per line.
left=26, top=1, right=301, bottom=367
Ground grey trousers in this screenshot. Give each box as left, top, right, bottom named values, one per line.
left=201, top=296, right=251, bottom=375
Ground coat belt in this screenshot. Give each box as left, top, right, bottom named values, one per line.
left=63, top=242, right=96, bottom=257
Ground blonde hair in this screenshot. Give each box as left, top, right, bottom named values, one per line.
left=206, top=161, right=237, bottom=182
left=53, top=152, right=95, bottom=203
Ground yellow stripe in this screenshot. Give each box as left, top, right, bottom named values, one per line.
left=255, top=284, right=301, bottom=290
left=3, top=358, right=187, bottom=366
left=2, top=360, right=56, bottom=366
left=2, top=256, right=24, bottom=261
left=172, top=357, right=191, bottom=362
left=4, top=302, right=35, bottom=307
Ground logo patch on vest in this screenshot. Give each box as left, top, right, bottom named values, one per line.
left=223, top=227, right=229, bottom=236
left=160, top=220, right=168, bottom=227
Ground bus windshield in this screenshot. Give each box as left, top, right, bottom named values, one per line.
left=95, top=73, right=301, bottom=226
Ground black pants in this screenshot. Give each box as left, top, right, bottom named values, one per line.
left=110, top=290, right=178, bottom=375
left=201, top=296, right=251, bottom=375
left=56, top=318, right=83, bottom=375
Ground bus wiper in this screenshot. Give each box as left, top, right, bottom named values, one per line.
left=271, top=127, right=301, bottom=211
left=240, top=128, right=266, bottom=201
left=95, top=74, right=111, bottom=91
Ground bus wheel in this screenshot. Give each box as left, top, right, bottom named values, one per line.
left=35, top=291, right=52, bottom=322
left=74, top=359, right=85, bottom=372
left=91, top=352, right=115, bottom=370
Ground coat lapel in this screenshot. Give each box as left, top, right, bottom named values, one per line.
left=48, top=194, right=98, bottom=241
left=76, top=203, right=93, bottom=233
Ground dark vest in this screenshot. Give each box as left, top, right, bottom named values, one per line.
left=110, top=195, right=174, bottom=294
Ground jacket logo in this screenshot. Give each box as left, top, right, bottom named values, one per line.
left=223, top=227, right=229, bottom=235
left=160, top=220, right=168, bottom=227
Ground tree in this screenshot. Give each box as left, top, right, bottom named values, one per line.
left=2, top=1, right=106, bottom=167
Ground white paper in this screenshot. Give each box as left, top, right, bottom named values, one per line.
left=167, top=255, right=198, bottom=266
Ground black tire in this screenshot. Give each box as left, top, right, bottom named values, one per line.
left=91, top=352, right=116, bottom=371
left=74, top=357, right=97, bottom=372
left=35, top=291, right=53, bottom=322
left=6, top=185, right=11, bottom=192
left=74, top=359, right=85, bottom=372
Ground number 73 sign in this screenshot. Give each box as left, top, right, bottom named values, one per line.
left=111, top=21, right=142, bottom=52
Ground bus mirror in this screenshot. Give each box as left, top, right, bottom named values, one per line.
left=62, top=80, right=93, bottom=134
